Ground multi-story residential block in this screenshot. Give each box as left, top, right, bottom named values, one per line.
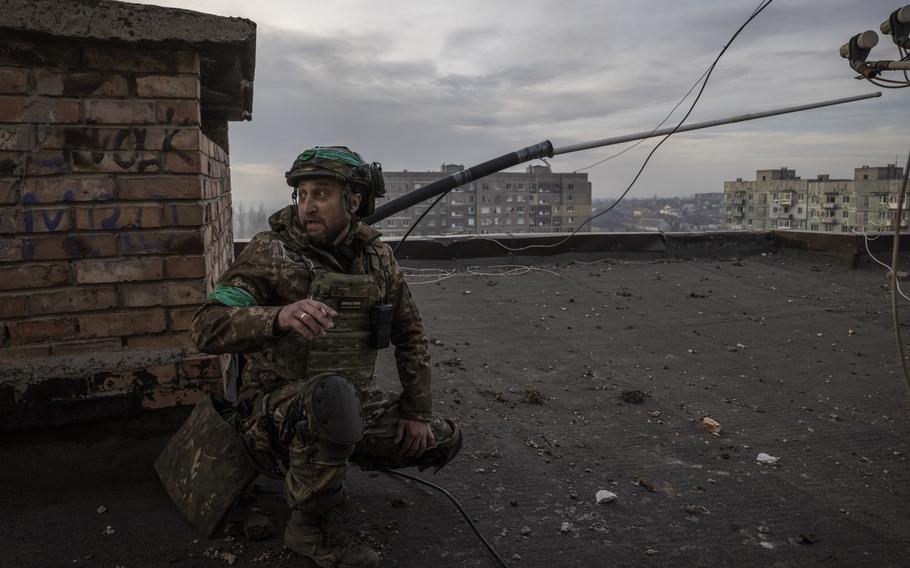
left=376, top=164, right=592, bottom=236
left=723, top=165, right=906, bottom=233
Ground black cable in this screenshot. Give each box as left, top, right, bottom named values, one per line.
left=383, top=469, right=510, bottom=568
left=478, top=0, right=775, bottom=254
left=393, top=191, right=447, bottom=255
left=573, top=67, right=711, bottom=173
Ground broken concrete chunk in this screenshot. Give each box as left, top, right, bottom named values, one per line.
left=243, top=513, right=273, bottom=541
left=595, top=490, right=617, bottom=504
left=756, top=452, right=779, bottom=465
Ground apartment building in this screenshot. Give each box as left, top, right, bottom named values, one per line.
left=376, top=164, right=592, bottom=236
left=723, top=164, right=906, bottom=233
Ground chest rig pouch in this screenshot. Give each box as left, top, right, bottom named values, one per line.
left=271, top=247, right=387, bottom=389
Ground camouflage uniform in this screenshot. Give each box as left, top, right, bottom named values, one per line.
left=191, top=205, right=460, bottom=517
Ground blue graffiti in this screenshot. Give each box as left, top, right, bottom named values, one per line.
left=100, top=207, right=121, bottom=230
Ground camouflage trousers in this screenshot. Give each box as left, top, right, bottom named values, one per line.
left=238, top=380, right=461, bottom=517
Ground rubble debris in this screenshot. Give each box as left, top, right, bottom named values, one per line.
left=520, top=525, right=531, bottom=536
left=702, top=416, right=721, bottom=436
left=645, top=548, right=658, bottom=555
left=96, top=505, right=106, bottom=514
left=595, top=490, right=617, bottom=504
left=621, top=390, right=648, bottom=404
left=684, top=505, right=709, bottom=515
left=634, top=478, right=657, bottom=492
left=521, top=389, right=545, bottom=405
left=560, top=521, right=573, bottom=533
left=243, top=514, right=273, bottom=541
left=102, top=525, right=115, bottom=536
left=756, top=453, right=779, bottom=465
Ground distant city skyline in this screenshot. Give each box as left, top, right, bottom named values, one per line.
left=133, top=0, right=907, bottom=202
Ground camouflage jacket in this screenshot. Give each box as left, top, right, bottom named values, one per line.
left=190, top=205, right=433, bottom=421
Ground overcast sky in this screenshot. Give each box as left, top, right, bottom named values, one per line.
left=137, top=0, right=907, bottom=202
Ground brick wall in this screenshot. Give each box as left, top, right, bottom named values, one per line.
left=0, top=34, right=234, bottom=412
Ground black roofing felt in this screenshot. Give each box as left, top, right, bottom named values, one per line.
left=2, top=250, right=909, bottom=567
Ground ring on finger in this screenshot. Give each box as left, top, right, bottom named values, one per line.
left=299, top=312, right=309, bottom=320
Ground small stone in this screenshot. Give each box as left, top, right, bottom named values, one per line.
left=595, top=490, right=617, bottom=504
left=102, top=525, right=115, bottom=536
left=797, top=532, right=817, bottom=545
left=645, top=548, right=658, bottom=555
left=512, top=554, right=522, bottom=560
left=243, top=513, right=273, bottom=541
left=96, top=505, right=106, bottom=514
left=756, top=453, right=779, bottom=465
left=520, top=525, right=531, bottom=536
left=560, top=521, right=573, bottom=533
left=702, top=416, right=721, bottom=436
left=463, top=290, right=472, bottom=295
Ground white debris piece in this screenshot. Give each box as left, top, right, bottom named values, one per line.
left=756, top=452, right=779, bottom=465
left=595, top=490, right=618, bottom=504
left=702, top=416, right=721, bottom=436
left=102, top=525, right=115, bottom=536
left=96, top=505, right=106, bottom=514
left=560, top=521, right=573, bottom=533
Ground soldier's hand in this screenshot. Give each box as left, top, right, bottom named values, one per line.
left=277, top=299, right=337, bottom=338
left=395, top=419, right=435, bottom=458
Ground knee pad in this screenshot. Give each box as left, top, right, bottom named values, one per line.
left=307, top=373, right=365, bottom=446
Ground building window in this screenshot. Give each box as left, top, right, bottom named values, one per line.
left=842, top=211, right=848, bottom=218
left=842, top=195, right=849, bottom=203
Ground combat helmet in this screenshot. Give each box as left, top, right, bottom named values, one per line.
left=285, top=146, right=385, bottom=218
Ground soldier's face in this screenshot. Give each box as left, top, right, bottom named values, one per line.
left=296, top=179, right=361, bottom=246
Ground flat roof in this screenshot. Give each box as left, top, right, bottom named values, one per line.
left=2, top=247, right=909, bottom=566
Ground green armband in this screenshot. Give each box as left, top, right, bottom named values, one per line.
left=208, top=285, right=258, bottom=308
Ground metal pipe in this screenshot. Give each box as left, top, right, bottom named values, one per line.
left=552, top=92, right=881, bottom=156
left=366, top=92, right=882, bottom=224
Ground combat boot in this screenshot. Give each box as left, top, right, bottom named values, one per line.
left=284, top=509, right=379, bottom=568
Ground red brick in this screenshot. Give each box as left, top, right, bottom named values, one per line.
left=175, top=52, right=201, bottom=75
left=0, top=343, right=52, bottom=362
left=23, top=233, right=117, bottom=261
left=0, top=97, right=81, bottom=124
left=79, top=308, right=166, bottom=338
left=0, top=178, right=18, bottom=204
left=74, top=204, right=161, bottom=230
left=126, top=333, right=194, bottom=350
left=0, top=239, right=23, bottom=262
left=35, top=71, right=128, bottom=98
left=54, top=338, right=122, bottom=358
left=30, top=286, right=118, bottom=315
left=0, top=293, right=28, bottom=318
left=0, top=151, right=25, bottom=176
left=141, top=385, right=209, bottom=409
left=0, top=262, right=71, bottom=290
left=83, top=46, right=173, bottom=73
left=164, top=151, right=205, bottom=174
left=0, top=38, right=80, bottom=70
left=7, top=317, right=78, bottom=344
left=0, top=68, right=29, bottom=94
left=40, top=126, right=154, bottom=151
left=164, top=255, right=207, bottom=279
left=70, top=151, right=161, bottom=174
left=20, top=177, right=116, bottom=203
left=118, top=229, right=204, bottom=256
left=0, top=125, right=33, bottom=151
left=84, top=100, right=156, bottom=125
left=74, top=257, right=163, bottom=284
left=16, top=205, right=73, bottom=232
left=26, top=151, right=67, bottom=175
left=156, top=100, right=200, bottom=125
left=159, top=129, right=201, bottom=152
left=168, top=306, right=198, bottom=331
left=162, top=203, right=204, bottom=226
left=121, top=280, right=205, bottom=307
left=137, top=75, right=200, bottom=99
left=119, top=176, right=202, bottom=200
left=180, top=356, right=224, bottom=380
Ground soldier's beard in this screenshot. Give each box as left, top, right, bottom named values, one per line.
left=303, top=217, right=351, bottom=248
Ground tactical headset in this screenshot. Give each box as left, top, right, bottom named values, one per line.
left=286, top=146, right=386, bottom=218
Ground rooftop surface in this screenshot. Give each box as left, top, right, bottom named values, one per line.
left=2, top=246, right=910, bottom=567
